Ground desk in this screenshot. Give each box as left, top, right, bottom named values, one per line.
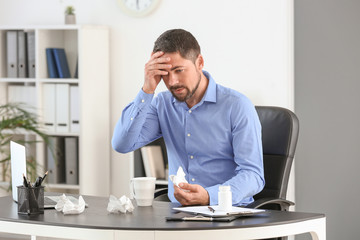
left=0, top=195, right=325, bottom=240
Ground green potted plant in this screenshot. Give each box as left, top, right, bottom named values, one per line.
left=0, top=103, right=50, bottom=191
left=65, top=6, right=76, bottom=25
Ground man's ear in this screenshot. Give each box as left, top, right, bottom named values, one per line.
left=196, top=54, right=204, bottom=70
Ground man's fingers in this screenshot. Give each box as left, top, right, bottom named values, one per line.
left=179, top=183, right=197, bottom=191
left=151, top=51, right=164, bottom=58
left=146, top=69, right=168, bottom=78
left=147, top=63, right=172, bottom=71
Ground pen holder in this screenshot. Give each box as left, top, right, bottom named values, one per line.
left=17, top=186, right=44, bottom=215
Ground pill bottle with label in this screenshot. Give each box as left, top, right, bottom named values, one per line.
left=218, top=185, right=232, bottom=212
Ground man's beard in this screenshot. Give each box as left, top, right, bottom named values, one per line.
left=170, top=72, right=201, bottom=102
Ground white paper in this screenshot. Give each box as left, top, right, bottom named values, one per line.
left=107, top=195, right=134, bottom=214
left=173, top=205, right=265, bottom=217
left=55, top=194, right=85, bottom=215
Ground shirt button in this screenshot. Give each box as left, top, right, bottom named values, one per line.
left=190, top=155, right=194, bottom=159
left=141, top=99, right=145, bottom=103
left=189, top=110, right=192, bottom=113
left=130, top=117, right=133, bottom=121
left=191, top=178, right=195, bottom=182
left=187, top=133, right=191, bottom=137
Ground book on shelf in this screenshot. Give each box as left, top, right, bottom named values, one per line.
left=46, top=48, right=59, bottom=78
left=52, top=48, right=71, bottom=78
left=140, top=145, right=166, bottom=179
left=45, top=48, right=71, bottom=78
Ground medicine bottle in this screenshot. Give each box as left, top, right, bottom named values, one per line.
left=218, top=185, right=232, bottom=211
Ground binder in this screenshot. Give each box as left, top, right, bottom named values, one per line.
left=56, top=84, right=70, bottom=132
left=6, top=31, right=18, bottom=78
left=17, top=31, right=27, bottom=78
left=65, top=137, right=79, bottom=184
left=52, top=48, right=71, bottom=78
left=26, top=31, right=36, bottom=78
left=7, top=85, right=22, bottom=103
left=47, top=136, right=66, bottom=184
left=42, top=84, right=56, bottom=132
left=46, top=48, right=59, bottom=78
left=25, top=85, right=37, bottom=115
left=140, top=145, right=165, bottom=179
left=70, top=85, right=80, bottom=133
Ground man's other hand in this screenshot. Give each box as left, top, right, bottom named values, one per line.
left=174, top=183, right=210, bottom=206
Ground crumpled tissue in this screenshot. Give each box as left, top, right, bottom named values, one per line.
left=55, top=194, right=85, bottom=215
left=107, top=195, right=134, bottom=214
left=170, top=166, right=189, bottom=192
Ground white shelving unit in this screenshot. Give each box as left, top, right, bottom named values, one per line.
left=0, top=25, right=110, bottom=197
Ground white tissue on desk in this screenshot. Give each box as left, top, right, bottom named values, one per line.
left=169, top=166, right=189, bottom=192
left=55, top=194, right=85, bottom=215
left=107, top=195, right=134, bottom=214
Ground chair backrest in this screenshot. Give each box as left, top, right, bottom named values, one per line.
left=254, top=106, right=299, bottom=201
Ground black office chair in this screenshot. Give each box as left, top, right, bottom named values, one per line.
left=246, top=106, right=299, bottom=211
left=155, top=106, right=299, bottom=212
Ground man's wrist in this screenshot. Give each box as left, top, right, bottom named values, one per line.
left=142, top=86, right=155, bottom=94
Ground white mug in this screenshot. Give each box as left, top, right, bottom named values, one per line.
left=130, top=177, right=156, bottom=206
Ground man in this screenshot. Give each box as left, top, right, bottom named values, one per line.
left=112, top=29, right=264, bottom=206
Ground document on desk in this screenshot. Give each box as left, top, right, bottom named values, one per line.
left=173, top=205, right=265, bottom=217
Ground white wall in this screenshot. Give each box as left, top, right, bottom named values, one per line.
left=0, top=0, right=294, bottom=198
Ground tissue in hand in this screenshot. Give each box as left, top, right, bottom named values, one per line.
left=107, top=195, right=134, bottom=214
left=55, top=194, right=85, bottom=215
left=169, top=166, right=189, bottom=191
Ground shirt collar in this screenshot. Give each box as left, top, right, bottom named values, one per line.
left=172, top=70, right=217, bottom=105
left=202, top=70, right=217, bottom=103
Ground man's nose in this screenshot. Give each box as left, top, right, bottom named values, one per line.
left=168, top=73, right=179, bottom=86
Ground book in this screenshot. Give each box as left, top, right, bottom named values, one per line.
left=140, top=145, right=165, bottom=179
left=46, top=48, right=59, bottom=78
left=52, top=48, right=71, bottom=78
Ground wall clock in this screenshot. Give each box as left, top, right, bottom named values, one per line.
left=117, top=0, right=161, bottom=17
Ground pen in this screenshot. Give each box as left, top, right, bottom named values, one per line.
left=35, top=171, right=48, bottom=187
left=208, top=206, right=215, bottom=213
left=22, top=173, right=28, bottom=187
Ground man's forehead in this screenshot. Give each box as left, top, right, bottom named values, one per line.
left=163, top=52, right=192, bottom=63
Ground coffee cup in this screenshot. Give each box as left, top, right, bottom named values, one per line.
left=130, top=177, right=156, bottom=206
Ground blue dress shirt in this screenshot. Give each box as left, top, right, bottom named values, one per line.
left=112, top=71, right=265, bottom=206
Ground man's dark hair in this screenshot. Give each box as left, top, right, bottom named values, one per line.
left=153, top=29, right=201, bottom=63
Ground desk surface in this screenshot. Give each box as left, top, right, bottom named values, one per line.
left=0, top=195, right=324, bottom=231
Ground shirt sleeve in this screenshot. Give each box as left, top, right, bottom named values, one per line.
left=205, top=99, right=265, bottom=206
left=111, top=89, right=162, bottom=153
